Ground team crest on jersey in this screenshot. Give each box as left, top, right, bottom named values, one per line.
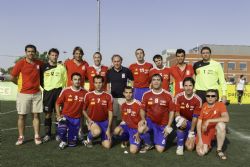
left=160, top=100, right=166, bottom=106
left=148, top=101, right=153, bottom=105
left=131, top=111, right=136, bottom=116
left=101, top=100, right=107, bottom=105
left=67, top=98, right=73, bottom=102
left=163, top=74, right=169, bottom=79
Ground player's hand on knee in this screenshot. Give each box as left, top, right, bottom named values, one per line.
left=185, top=131, right=195, bottom=151
left=133, top=132, right=141, bottom=144
left=175, top=116, right=186, bottom=129
left=86, top=119, right=94, bottom=130
left=163, top=125, right=173, bottom=138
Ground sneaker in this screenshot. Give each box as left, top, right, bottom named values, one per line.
left=55, top=135, right=61, bottom=142
left=15, top=136, right=24, bottom=146
left=82, top=138, right=93, bottom=148
left=78, top=131, right=84, bottom=141
left=34, top=137, right=42, bottom=145
left=176, top=146, right=184, bottom=155
left=59, top=141, right=68, bottom=150
left=42, top=135, right=51, bottom=143
left=139, top=144, right=154, bottom=153
left=121, top=141, right=128, bottom=148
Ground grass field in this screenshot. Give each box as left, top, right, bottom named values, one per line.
left=1, top=101, right=250, bottom=167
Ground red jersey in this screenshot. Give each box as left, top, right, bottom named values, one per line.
left=149, top=66, right=171, bottom=91
left=64, top=59, right=89, bottom=87
left=83, top=91, right=113, bottom=122
left=170, top=64, right=194, bottom=95
left=11, top=58, right=43, bottom=94
left=129, top=62, right=153, bottom=88
left=175, top=92, right=202, bottom=121
left=142, top=89, right=175, bottom=126
left=56, top=87, right=87, bottom=118
left=86, top=65, right=108, bottom=91
left=121, top=99, right=142, bottom=129
left=199, top=102, right=227, bottom=127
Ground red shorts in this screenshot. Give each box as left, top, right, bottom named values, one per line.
left=196, top=126, right=216, bottom=147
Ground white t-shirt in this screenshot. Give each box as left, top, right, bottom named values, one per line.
left=236, top=79, right=245, bottom=91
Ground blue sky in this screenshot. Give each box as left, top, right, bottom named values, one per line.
left=1, top=0, right=250, bottom=69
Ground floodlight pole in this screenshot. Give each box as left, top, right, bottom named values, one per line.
left=97, top=0, right=101, bottom=52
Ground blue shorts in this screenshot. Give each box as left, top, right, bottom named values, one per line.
left=120, top=124, right=140, bottom=147
left=95, top=120, right=109, bottom=141
left=146, top=117, right=167, bottom=147
left=134, top=87, right=150, bottom=101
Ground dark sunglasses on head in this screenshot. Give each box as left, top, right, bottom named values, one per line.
left=206, top=95, right=216, bottom=98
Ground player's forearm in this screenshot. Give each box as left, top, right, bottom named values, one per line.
left=107, top=111, right=113, bottom=129
left=208, top=115, right=229, bottom=124
left=197, top=119, right=202, bottom=141
left=55, top=104, right=61, bottom=118
left=82, top=110, right=91, bottom=122
left=167, top=111, right=175, bottom=127
left=190, top=117, right=198, bottom=132
left=140, top=109, right=146, bottom=120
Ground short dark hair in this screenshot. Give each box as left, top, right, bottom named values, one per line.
left=93, top=75, right=104, bottom=82
left=71, top=72, right=82, bottom=80
left=123, top=86, right=133, bottom=92
left=111, top=54, right=123, bottom=61
left=240, top=75, right=244, bottom=78
left=201, top=46, right=211, bottom=54
left=135, top=48, right=145, bottom=55
left=151, top=73, right=163, bottom=82
left=153, top=54, right=162, bottom=62
left=25, top=44, right=37, bottom=52
left=48, top=48, right=59, bottom=55
left=93, top=52, right=102, bottom=58
left=183, top=77, right=195, bottom=87
left=176, top=49, right=185, bottom=56
left=73, top=46, right=84, bottom=55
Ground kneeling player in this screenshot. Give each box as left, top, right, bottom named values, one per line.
left=196, top=89, right=229, bottom=160
left=174, top=77, right=202, bottom=155
left=138, top=74, right=175, bottom=153
left=56, top=73, right=87, bottom=149
left=82, top=75, right=113, bottom=149
left=113, top=86, right=147, bottom=154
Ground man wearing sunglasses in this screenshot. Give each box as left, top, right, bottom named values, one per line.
left=196, top=89, right=229, bottom=160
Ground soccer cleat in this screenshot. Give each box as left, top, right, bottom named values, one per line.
left=139, top=144, right=154, bottom=153
left=82, top=138, right=93, bottom=148
left=15, top=136, right=24, bottom=146
left=55, top=135, right=61, bottom=142
left=59, top=141, right=68, bottom=150
left=34, top=137, right=42, bottom=145
left=42, top=135, right=51, bottom=143
left=121, top=141, right=128, bottom=148
left=176, top=146, right=184, bottom=155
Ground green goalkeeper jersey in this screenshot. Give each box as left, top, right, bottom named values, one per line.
left=193, top=59, right=227, bottom=96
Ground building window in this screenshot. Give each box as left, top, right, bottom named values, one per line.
left=228, top=62, right=236, bottom=70
left=220, top=62, right=224, bottom=69
left=240, top=62, right=247, bottom=71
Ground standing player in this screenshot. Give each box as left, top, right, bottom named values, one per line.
left=196, top=89, right=229, bottom=160
left=129, top=48, right=153, bottom=101
left=82, top=75, right=113, bottom=149
left=170, top=49, right=194, bottom=95
left=11, top=44, right=44, bottom=145
left=56, top=73, right=87, bottom=149
left=64, top=46, right=89, bottom=87
left=86, top=52, right=108, bottom=91
left=40, top=48, right=67, bottom=142
left=113, top=86, right=147, bottom=154
left=174, top=77, right=202, bottom=155
left=139, top=74, right=175, bottom=153
left=193, top=46, right=227, bottom=103
left=236, top=75, right=246, bottom=105
left=149, top=54, right=171, bottom=91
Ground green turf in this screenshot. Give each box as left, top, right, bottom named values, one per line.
left=1, top=101, right=250, bottom=167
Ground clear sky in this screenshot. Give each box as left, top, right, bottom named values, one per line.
left=1, top=0, right=250, bottom=69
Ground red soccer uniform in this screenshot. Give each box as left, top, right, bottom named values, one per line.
left=142, top=89, right=175, bottom=126
left=83, top=91, right=113, bottom=122
left=86, top=65, right=108, bottom=91
left=149, top=66, right=171, bottom=91
left=56, top=87, right=88, bottom=118
left=175, top=92, right=202, bottom=121
left=11, top=58, right=44, bottom=94
left=170, top=64, right=194, bottom=95
left=129, top=62, right=153, bottom=88
left=64, top=59, right=89, bottom=87
left=121, top=99, right=142, bottom=129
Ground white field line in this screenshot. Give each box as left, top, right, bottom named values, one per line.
left=228, top=127, right=250, bottom=140
left=0, top=109, right=16, bottom=115
left=1, top=122, right=56, bottom=132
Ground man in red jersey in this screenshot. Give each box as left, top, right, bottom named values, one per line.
left=196, top=89, right=229, bottom=160
left=149, top=54, right=171, bottom=91
left=86, top=52, right=108, bottom=91
left=174, top=77, right=202, bottom=155
left=82, top=75, right=113, bottom=149
left=139, top=74, right=175, bottom=153
left=129, top=48, right=153, bottom=101
left=170, top=49, right=194, bottom=95
left=64, top=46, right=89, bottom=87
left=55, top=73, right=88, bottom=149
left=11, top=44, right=44, bottom=146
left=113, top=86, right=148, bottom=154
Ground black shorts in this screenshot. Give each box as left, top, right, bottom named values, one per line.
left=43, top=88, right=62, bottom=113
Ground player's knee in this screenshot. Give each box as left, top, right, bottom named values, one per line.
left=186, top=144, right=194, bottom=151
left=155, top=146, right=165, bottom=153
left=91, top=128, right=101, bottom=137
left=18, top=114, right=26, bottom=120
left=102, top=141, right=112, bottom=149
left=33, top=113, right=40, bottom=119
left=138, top=125, right=147, bottom=134
left=114, top=126, right=122, bottom=135
left=130, top=147, right=138, bottom=154
left=216, top=122, right=226, bottom=133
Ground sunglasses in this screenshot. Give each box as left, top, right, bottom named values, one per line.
left=206, top=95, right=217, bottom=98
